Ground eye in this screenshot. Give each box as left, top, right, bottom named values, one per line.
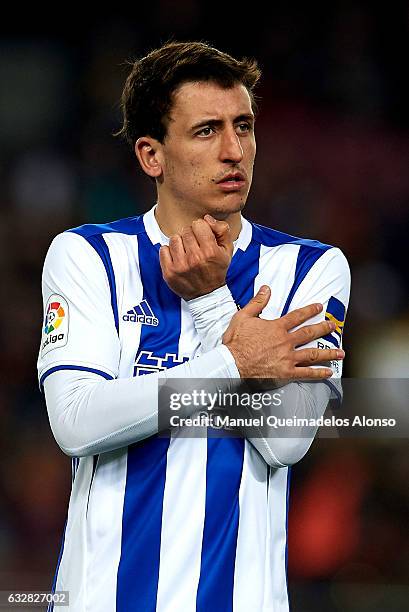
left=196, top=126, right=215, bottom=137
left=236, top=122, right=252, bottom=134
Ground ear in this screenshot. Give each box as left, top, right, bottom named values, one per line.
left=134, top=137, right=163, bottom=178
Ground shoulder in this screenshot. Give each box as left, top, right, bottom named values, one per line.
left=66, top=214, right=146, bottom=239
left=44, top=214, right=147, bottom=270
left=247, top=220, right=350, bottom=308
left=249, top=220, right=349, bottom=273
left=249, top=220, right=332, bottom=253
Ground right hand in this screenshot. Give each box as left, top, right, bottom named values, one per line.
left=222, top=285, right=345, bottom=380
left=159, top=216, right=233, bottom=300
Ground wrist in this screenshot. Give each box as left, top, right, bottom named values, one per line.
left=187, top=283, right=230, bottom=303
left=222, top=341, right=245, bottom=378
left=215, top=344, right=241, bottom=380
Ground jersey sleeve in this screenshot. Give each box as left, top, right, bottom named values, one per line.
left=187, top=285, right=239, bottom=354
left=284, top=247, right=351, bottom=401
left=37, top=232, right=121, bottom=386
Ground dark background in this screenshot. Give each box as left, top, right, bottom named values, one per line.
left=1, top=3, right=408, bottom=611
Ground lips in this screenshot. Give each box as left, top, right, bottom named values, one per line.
left=217, top=172, right=245, bottom=184
left=216, top=172, right=246, bottom=192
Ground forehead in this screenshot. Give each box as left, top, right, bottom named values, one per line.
left=170, top=81, right=253, bottom=125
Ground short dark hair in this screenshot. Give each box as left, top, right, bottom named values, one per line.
left=115, top=41, right=261, bottom=148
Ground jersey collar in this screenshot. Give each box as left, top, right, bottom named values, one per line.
left=142, top=204, right=253, bottom=254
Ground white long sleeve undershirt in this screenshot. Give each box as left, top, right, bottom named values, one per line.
left=44, top=285, right=333, bottom=468
left=44, top=345, right=238, bottom=457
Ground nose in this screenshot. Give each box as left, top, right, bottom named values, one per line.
left=219, top=127, right=243, bottom=164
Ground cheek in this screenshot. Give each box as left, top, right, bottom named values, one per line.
left=173, top=156, right=208, bottom=189
left=165, top=152, right=200, bottom=178
left=165, top=156, right=209, bottom=195
left=189, top=163, right=208, bottom=187
left=246, top=140, right=256, bottom=163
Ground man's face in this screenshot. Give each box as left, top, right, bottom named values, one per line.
left=157, top=81, right=256, bottom=219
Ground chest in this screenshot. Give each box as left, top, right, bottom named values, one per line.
left=107, top=233, right=296, bottom=378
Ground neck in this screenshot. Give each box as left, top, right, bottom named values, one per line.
left=154, top=195, right=243, bottom=241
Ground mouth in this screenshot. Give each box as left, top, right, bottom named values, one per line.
left=216, top=172, right=246, bottom=192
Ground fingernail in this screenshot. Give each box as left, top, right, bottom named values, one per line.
left=205, top=214, right=216, bottom=224
left=259, top=285, right=269, bottom=294
left=329, top=321, right=336, bottom=331
left=337, top=350, right=345, bottom=358
left=316, top=303, right=323, bottom=313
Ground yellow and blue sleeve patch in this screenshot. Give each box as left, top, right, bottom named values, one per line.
left=323, top=296, right=346, bottom=348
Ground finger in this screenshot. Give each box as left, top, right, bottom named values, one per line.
left=159, top=245, right=173, bottom=275
left=180, top=227, right=201, bottom=257
left=191, top=218, right=217, bottom=249
left=168, top=234, right=186, bottom=268
left=204, top=215, right=233, bottom=251
left=291, top=320, right=336, bottom=347
left=281, top=303, right=323, bottom=331
left=292, top=366, right=334, bottom=379
left=238, top=286, right=271, bottom=318
left=295, top=347, right=345, bottom=365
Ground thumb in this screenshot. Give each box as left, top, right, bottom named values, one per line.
left=204, top=215, right=233, bottom=252
left=240, top=286, right=271, bottom=318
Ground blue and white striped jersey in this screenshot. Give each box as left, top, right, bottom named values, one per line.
left=38, top=206, right=350, bottom=612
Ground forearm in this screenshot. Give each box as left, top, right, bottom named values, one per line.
left=245, top=381, right=331, bottom=468
left=44, top=345, right=238, bottom=457
left=188, top=284, right=237, bottom=351
left=188, top=285, right=339, bottom=467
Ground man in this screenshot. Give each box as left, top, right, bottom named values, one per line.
left=38, top=42, right=350, bottom=611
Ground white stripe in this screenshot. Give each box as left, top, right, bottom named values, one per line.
left=104, top=233, right=144, bottom=378
left=257, top=244, right=300, bottom=319
left=233, top=441, right=269, bottom=611
left=232, top=246, right=296, bottom=611
left=156, top=293, right=205, bottom=611
left=85, top=450, right=128, bottom=612
left=265, top=467, right=290, bottom=612
left=156, top=436, right=208, bottom=612
left=78, top=235, right=142, bottom=611
left=54, top=456, right=95, bottom=610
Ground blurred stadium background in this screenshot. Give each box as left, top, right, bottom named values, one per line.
left=0, top=4, right=408, bottom=611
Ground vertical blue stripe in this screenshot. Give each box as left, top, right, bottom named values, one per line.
left=226, top=240, right=261, bottom=307
left=133, top=233, right=183, bottom=358
left=116, top=437, right=170, bottom=612
left=116, top=233, right=182, bottom=611
left=281, top=244, right=330, bottom=316
left=196, top=239, right=259, bottom=610
left=85, top=234, right=119, bottom=333
left=196, top=438, right=245, bottom=612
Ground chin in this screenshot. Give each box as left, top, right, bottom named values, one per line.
left=206, top=195, right=247, bottom=219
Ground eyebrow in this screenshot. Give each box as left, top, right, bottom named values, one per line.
left=190, top=113, right=255, bottom=131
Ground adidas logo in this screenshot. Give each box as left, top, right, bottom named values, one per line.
left=122, top=300, right=159, bottom=326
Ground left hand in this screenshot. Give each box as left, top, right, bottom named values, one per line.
left=159, top=215, right=234, bottom=300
